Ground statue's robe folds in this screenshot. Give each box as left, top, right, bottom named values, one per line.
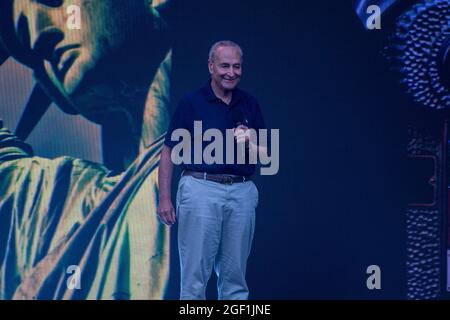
left=0, top=121, right=168, bottom=299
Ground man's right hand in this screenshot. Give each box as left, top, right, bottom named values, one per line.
left=157, top=199, right=176, bottom=226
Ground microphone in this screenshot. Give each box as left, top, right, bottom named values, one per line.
left=231, top=106, right=249, bottom=128
left=231, top=107, right=249, bottom=162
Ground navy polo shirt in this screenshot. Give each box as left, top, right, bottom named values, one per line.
left=164, top=81, right=266, bottom=176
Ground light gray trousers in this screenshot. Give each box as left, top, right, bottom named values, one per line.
left=176, top=175, right=258, bottom=300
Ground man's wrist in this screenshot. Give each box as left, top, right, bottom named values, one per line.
left=248, top=141, right=258, bottom=152
left=158, top=195, right=171, bottom=202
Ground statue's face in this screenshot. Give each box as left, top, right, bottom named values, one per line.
left=9, top=0, right=169, bottom=120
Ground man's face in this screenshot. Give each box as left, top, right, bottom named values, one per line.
left=208, top=46, right=242, bottom=92
left=9, top=0, right=168, bottom=118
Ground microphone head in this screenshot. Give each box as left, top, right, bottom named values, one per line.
left=231, top=107, right=248, bottom=127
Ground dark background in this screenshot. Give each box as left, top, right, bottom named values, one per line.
left=163, top=0, right=409, bottom=299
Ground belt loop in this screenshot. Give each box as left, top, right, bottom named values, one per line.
left=243, top=176, right=246, bottom=182
left=203, top=172, right=207, bottom=180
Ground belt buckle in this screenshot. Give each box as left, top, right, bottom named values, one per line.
left=223, top=176, right=234, bottom=185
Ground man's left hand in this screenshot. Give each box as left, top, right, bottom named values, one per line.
left=234, top=125, right=250, bottom=144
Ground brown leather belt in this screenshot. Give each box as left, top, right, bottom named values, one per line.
left=182, top=170, right=250, bottom=185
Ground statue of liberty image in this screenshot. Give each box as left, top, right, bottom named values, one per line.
left=0, top=0, right=174, bottom=299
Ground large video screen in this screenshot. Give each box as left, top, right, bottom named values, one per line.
left=1, top=0, right=449, bottom=302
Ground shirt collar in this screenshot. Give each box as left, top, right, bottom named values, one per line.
left=202, top=79, right=242, bottom=106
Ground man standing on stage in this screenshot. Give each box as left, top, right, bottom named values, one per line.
left=157, top=40, right=267, bottom=300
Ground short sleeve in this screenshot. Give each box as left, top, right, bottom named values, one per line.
left=164, top=96, right=190, bottom=148
left=253, top=99, right=266, bottom=131
left=250, top=98, right=271, bottom=150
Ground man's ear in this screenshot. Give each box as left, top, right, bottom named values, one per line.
left=208, top=60, right=213, bottom=74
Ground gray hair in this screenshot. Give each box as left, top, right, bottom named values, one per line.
left=208, top=40, right=243, bottom=62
